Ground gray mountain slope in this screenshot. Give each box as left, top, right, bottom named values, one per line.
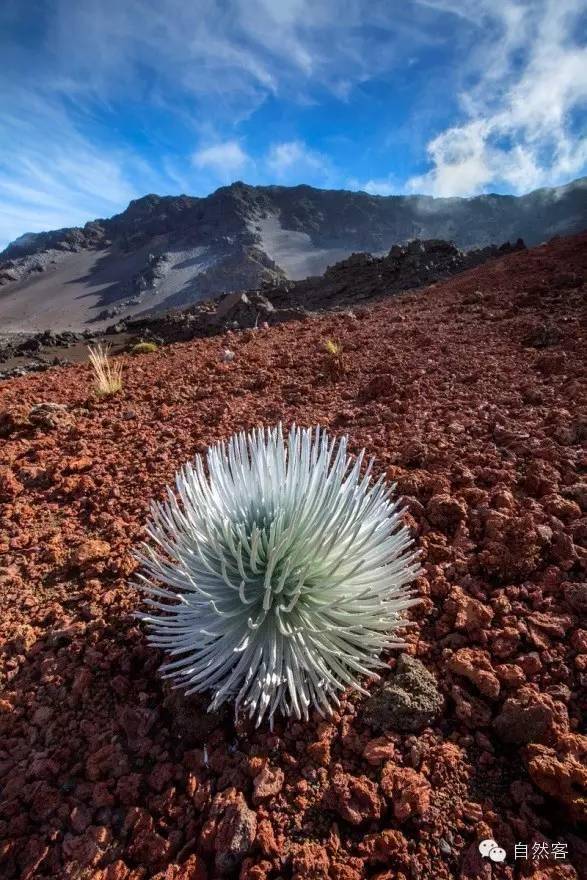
left=0, top=177, right=585, bottom=331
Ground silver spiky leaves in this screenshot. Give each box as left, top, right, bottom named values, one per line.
left=136, top=424, right=420, bottom=726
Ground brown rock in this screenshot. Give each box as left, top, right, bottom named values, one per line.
left=493, top=686, right=568, bottom=745
left=202, top=789, right=257, bottom=875
left=323, top=769, right=382, bottom=825
left=0, top=468, right=23, bottom=501
left=527, top=734, right=587, bottom=822
left=448, top=648, right=500, bottom=699
left=357, top=829, right=408, bottom=865
left=380, top=764, right=431, bottom=822
left=363, top=654, right=443, bottom=733
left=252, top=764, right=284, bottom=804
left=28, top=402, right=74, bottom=431
left=71, top=538, right=111, bottom=568
left=362, top=737, right=396, bottom=766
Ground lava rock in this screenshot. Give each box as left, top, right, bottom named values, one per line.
left=362, top=654, right=444, bottom=733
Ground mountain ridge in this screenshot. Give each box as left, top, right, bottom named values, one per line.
left=0, top=176, right=585, bottom=331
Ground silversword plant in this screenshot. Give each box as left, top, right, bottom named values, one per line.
left=137, top=425, right=420, bottom=725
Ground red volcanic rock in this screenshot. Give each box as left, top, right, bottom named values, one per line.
left=493, top=687, right=568, bottom=746
left=448, top=648, right=500, bottom=699
left=71, top=538, right=111, bottom=569
left=291, top=841, right=330, bottom=879
left=255, top=818, right=280, bottom=858
left=252, top=764, right=284, bottom=804
left=563, top=581, right=587, bottom=614
left=444, top=586, right=494, bottom=631
left=70, top=804, right=92, bottom=833
left=451, top=684, right=492, bottom=728
left=479, top=512, right=543, bottom=580
left=426, top=493, right=467, bottom=532
left=527, top=734, right=587, bottom=822
left=306, top=722, right=336, bottom=766
left=71, top=667, right=93, bottom=696
left=0, top=232, right=586, bottom=879
left=86, top=743, right=129, bottom=781
left=543, top=494, right=582, bottom=522
left=380, top=764, right=431, bottom=822
left=0, top=404, right=31, bottom=436
left=125, top=808, right=171, bottom=870
left=362, top=737, right=396, bottom=766
left=62, top=825, right=112, bottom=869
left=491, top=628, right=520, bottom=659
left=357, top=829, right=408, bottom=865
left=160, top=854, right=209, bottom=880
left=323, top=769, right=382, bottom=825
left=0, top=468, right=23, bottom=501
left=148, top=762, right=175, bottom=793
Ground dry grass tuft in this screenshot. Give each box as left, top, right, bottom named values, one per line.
left=88, top=343, right=123, bottom=397
left=323, top=338, right=346, bottom=378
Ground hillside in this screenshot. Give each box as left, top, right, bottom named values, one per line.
left=0, top=233, right=585, bottom=879
left=0, top=177, right=585, bottom=332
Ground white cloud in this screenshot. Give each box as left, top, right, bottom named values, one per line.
left=349, top=176, right=398, bottom=196
left=266, top=140, right=329, bottom=180
left=408, top=0, right=587, bottom=196
left=0, top=91, right=196, bottom=251
left=1, top=0, right=585, bottom=250
left=192, top=141, right=251, bottom=179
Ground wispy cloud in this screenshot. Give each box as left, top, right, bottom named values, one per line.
left=192, top=141, right=251, bottom=180
left=0, top=95, right=136, bottom=248
left=409, top=0, right=587, bottom=195
left=0, top=0, right=585, bottom=249
left=1, top=0, right=433, bottom=247
left=266, top=141, right=330, bottom=181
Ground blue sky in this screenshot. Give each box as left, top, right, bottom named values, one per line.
left=1, top=0, right=586, bottom=249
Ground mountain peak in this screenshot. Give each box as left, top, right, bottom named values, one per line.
left=0, top=176, right=585, bottom=332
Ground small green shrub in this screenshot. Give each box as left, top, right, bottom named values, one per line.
left=131, top=341, right=159, bottom=355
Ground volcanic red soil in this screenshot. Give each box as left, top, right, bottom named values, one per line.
left=1, top=233, right=585, bottom=880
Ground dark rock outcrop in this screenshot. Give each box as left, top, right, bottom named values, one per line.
left=362, top=654, right=444, bottom=733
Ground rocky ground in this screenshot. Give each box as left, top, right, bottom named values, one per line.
left=0, top=233, right=585, bottom=880
left=0, top=237, right=526, bottom=381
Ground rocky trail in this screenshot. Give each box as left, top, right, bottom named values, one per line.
left=0, top=233, right=585, bottom=879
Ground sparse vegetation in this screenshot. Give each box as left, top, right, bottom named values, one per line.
left=323, top=338, right=346, bottom=377
left=130, top=341, right=159, bottom=355
left=88, top=343, right=123, bottom=397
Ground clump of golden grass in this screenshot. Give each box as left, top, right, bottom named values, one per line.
left=88, top=343, right=123, bottom=396
left=323, top=338, right=346, bottom=378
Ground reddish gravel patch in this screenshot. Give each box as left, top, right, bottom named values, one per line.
left=1, top=233, right=586, bottom=880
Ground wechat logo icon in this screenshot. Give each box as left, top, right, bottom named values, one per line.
left=479, top=839, right=507, bottom=862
